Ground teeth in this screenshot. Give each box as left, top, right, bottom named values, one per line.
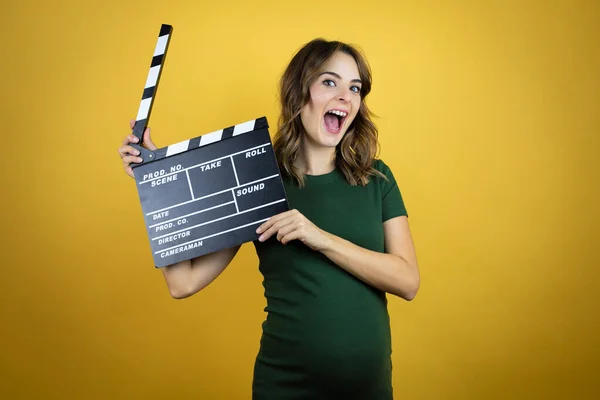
left=327, top=110, right=347, bottom=117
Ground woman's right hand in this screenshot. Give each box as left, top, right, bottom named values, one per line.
left=118, top=120, right=158, bottom=178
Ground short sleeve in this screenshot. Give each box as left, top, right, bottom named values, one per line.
left=374, top=159, right=408, bottom=222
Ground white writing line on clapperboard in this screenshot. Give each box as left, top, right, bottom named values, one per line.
left=152, top=198, right=286, bottom=242
left=232, top=189, right=240, bottom=213
left=149, top=201, right=235, bottom=228
left=139, top=143, right=271, bottom=185
left=230, top=156, right=240, bottom=186
left=185, top=170, right=195, bottom=199
left=156, top=218, right=271, bottom=257
left=145, top=174, right=279, bottom=216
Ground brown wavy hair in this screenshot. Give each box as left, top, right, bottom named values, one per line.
left=273, top=38, right=385, bottom=187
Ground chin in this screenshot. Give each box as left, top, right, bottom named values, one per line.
left=317, top=132, right=345, bottom=148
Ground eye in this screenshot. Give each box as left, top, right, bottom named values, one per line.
left=322, top=79, right=336, bottom=87
left=350, top=85, right=362, bottom=94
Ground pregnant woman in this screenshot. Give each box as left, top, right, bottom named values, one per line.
left=118, top=38, right=420, bottom=400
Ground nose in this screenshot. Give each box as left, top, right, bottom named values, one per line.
left=337, top=87, right=352, bottom=102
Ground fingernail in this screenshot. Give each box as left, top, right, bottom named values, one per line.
left=258, top=235, right=264, bottom=242
left=137, top=157, right=143, bottom=162
left=256, top=227, right=262, bottom=233
left=134, top=150, right=140, bottom=155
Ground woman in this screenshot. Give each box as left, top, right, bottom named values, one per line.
left=118, top=38, right=420, bottom=399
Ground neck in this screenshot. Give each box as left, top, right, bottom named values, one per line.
left=295, top=139, right=336, bottom=176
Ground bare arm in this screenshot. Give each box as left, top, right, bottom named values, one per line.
left=319, top=216, right=419, bottom=300
left=257, top=211, right=420, bottom=301
left=118, top=121, right=240, bottom=299
left=161, top=245, right=241, bottom=299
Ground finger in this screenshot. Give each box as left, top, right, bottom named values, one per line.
left=259, top=218, right=295, bottom=242
left=118, top=145, right=140, bottom=158
left=122, top=134, right=140, bottom=146
left=257, top=220, right=274, bottom=235
left=258, top=224, right=278, bottom=242
left=125, top=165, right=135, bottom=178
left=130, top=119, right=135, bottom=130
left=122, top=155, right=144, bottom=165
left=257, top=209, right=299, bottom=233
left=276, top=222, right=297, bottom=242
left=281, top=231, right=302, bottom=245
left=256, top=216, right=278, bottom=234
left=143, top=127, right=158, bottom=151
left=261, top=215, right=296, bottom=238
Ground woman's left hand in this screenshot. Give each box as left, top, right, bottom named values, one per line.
left=256, top=209, right=331, bottom=251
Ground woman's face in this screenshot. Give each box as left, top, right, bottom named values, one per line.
left=300, top=51, right=362, bottom=149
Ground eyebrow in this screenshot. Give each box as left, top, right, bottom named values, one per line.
left=318, top=71, right=362, bottom=84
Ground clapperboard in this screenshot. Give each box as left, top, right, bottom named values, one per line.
left=129, top=24, right=289, bottom=268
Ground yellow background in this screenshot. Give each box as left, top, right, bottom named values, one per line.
left=1, top=0, right=598, bottom=398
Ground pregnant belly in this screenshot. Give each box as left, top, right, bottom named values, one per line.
left=258, top=310, right=392, bottom=393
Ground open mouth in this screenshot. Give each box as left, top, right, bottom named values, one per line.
left=323, top=109, right=348, bottom=134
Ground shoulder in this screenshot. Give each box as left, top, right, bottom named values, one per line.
left=372, top=158, right=391, bottom=174
left=371, top=159, right=409, bottom=217
left=371, top=158, right=396, bottom=184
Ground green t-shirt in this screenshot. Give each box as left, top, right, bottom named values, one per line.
left=252, top=159, right=408, bottom=400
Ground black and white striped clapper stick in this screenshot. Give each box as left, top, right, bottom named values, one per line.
left=130, top=24, right=172, bottom=162
left=129, top=25, right=289, bottom=268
